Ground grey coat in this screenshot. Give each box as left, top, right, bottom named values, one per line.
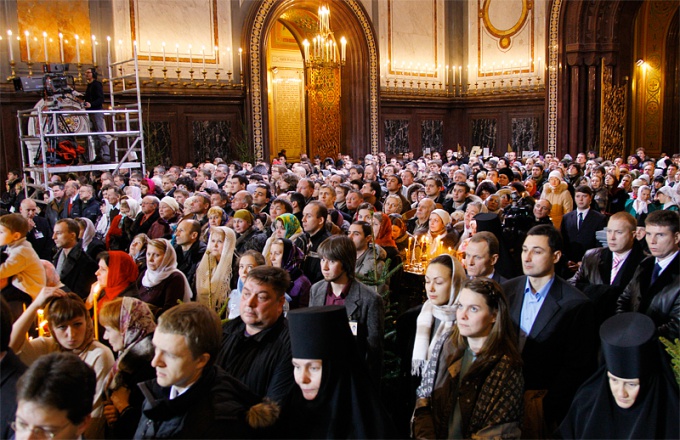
left=310, top=279, right=385, bottom=384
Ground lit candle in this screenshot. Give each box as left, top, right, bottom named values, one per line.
left=37, top=309, right=45, bottom=337
left=91, top=35, right=96, bottom=64
left=176, top=43, right=179, bottom=69
left=58, top=32, right=64, bottom=62
left=75, top=35, right=80, bottom=63
left=226, top=47, right=232, bottom=72
left=537, top=57, right=542, bottom=76
left=6, top=30, right=12, bottom=62
left=162, top=42, right=166, bottom=67
left=24, top=31, right=30, bottom=62
left=238, top=47, right=243, bottom=73
left=340, top=36, right=346, bottom=62
left=303, top=39, right=309, bottom=60
left=459, top=66, right=462, bottom=84
left=106, top=36, right=111, bottom=63
left=202, top=45, right=206, bottom=70
left=188, top=44, right=192, bottom=69
left=147, top=40, right=151, bottom=63
left=43, top=32, right=48, bottom=63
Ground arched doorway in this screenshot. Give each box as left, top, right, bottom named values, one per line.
left=244, top=0, right=379, bottom=163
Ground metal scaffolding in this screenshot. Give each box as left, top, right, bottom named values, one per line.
left=18, top=45, right=147, bottom=202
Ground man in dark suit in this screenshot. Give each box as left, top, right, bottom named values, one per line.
left=20, top=199, right=55, bottom=261
left=560, top=185, right=607, bottom=274
left=569, top=212, right=646, bottom=325
left=52, top=219, right=98, bottom=299
left=502, top=224, right=596, bottom=434
left=617, top=210, right=680, bottom=339
left=464, top=231, right=506, bottom=283
left=309, top=235, right=384, bottom=385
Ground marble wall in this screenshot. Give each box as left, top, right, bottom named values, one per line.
left=421, top=120, right=443, bottom=152
left=384, top=120, right=410, bottom=155
left=192, top=120, right=232, bottom=162
left=470, top=118, right=497, bottom=152
left=511, top=117, right=539, bottom=153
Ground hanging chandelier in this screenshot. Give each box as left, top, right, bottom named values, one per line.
left=302, top=5, right=346, bottom=68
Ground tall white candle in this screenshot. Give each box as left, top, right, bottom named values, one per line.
left=147, top=40, right=151, bottom=63
left=226, top=47, right=232, bottom=72
left=459, top=66, right=462, bottom=84
left=162, top=42, right=166, bottom=67
left=452, top=66, right=455, bottom=87
left=91, top=35, right=96, bottom=64
left=24, top=31, right=30, bottom=62
left=106, top=36, right=111, bottom=63
left=43, top=32, right=48, bottom=63
left=188, top=44, right=192, bottom=69
left=59, top=33, right=64, bottom=62
left=202, top=45, right=205, bottom=70
left=75, top=35, right=80, bottom=63
left=238, top=48, right=243, bottom=74
left=175, top=43, right=179, bottom=69
left=7, top=30, right=13, bottom=62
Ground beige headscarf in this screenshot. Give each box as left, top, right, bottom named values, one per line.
left=196, top=226, right=236, bottom=313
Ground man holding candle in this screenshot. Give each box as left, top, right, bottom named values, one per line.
left=82, top=68, right=110, bottom=163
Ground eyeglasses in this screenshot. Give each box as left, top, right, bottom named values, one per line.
left=11, top=419, right=70, bottom=439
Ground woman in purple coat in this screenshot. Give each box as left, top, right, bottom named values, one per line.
left=269, top=238, right=311, bottom=309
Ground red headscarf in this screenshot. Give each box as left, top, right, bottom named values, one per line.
left=99, top=251, right=139, bottom=308
left=142, top=178, right=155, bottom=194
left=374, top=214, right=397, bottom=249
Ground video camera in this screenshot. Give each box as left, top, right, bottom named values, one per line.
left=13, top=64, right=75, bottom=96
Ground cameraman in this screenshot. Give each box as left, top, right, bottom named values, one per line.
left=83, top=68, right=110, bottom=163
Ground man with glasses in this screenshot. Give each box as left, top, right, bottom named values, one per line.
left=12, top=352, right=96, bottom=439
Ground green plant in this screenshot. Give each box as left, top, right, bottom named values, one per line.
left=660, top=336, right=680, bottom=386
left=233, top=120, right=254, bottom=164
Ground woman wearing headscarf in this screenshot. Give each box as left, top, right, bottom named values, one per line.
left=196, top=226, right=236, bottom=317
left=655, top=185, right=679, bottom=211
left=106, top=198, right=139, bottom=251
left=269, top=238, right=311, bottom=309
left=77, top=217, right=106, bottom=261
left=10, top=289, right=115, bottom=439
left=87, top=251, right=139, bottom=312
left=124, top=185, right=142, bottom=203
left=262, top=213, right=307, bottom=263
left=146, top=196, right=180, bottom=240
left=140, top=178, right=163, bottom=199
left=100, top=297, right=156, bottom=439
left=540, top=170, right=573, bottom=229
left=558, top=312, right=679, bottom=439
left=413, top=278, right=524, bottom=439
left=137, top=238, right=192, bottom=315
left=128, top=233, right=148, bottom=272
left=283, top=306, right=397, bottom=439
left=388, top=214, right=411, bottom=255
left=625, top=185, right=656, bottom=223
left=426, top=209, right=460, bottom=255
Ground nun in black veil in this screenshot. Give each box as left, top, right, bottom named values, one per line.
left=558, top=312, right=679, bottom=439
left=282, top=306, right=397, bottom=439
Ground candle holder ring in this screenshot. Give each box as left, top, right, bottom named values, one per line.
left=7, top=60, right=17, bottom=82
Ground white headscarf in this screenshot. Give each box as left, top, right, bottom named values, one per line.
left=657, top=186, right=679, bottom=209
left=141, top=239, right=192, bottom=302
left=79, top=217, right=96, bottom=250
left=95, top=200, right=112, bottom=237
left=632, top=185, right=650, bottom=215
left=412, top=254, right=465, bottom=376
left=196, top=227, right=236, bottom=312
left=125, top=185, right=142, bottom=203
left=123, top=198, right=140, bottom=219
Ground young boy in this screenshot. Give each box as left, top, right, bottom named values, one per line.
left=0, top=214, right=46, bottom=303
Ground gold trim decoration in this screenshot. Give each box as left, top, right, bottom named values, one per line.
left=547, top=0, right=562, bottom=155
left=481, top=0, right=531, bottom=50
left=249, top=0, right=379, bottom=161
left=600, top=58, right=627, bottom=160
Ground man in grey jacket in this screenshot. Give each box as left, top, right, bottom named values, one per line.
left=308, top=235, right=385, bottom=385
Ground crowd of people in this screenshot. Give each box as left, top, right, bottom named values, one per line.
left=0, top=146, right=679, bottom=439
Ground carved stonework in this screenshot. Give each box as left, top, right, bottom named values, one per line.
left=307, top=66, right=341, bottom=160
left=547, top=0, right=563, bottom=155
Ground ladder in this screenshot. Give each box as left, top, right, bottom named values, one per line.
left=17, top=44, right=147, bottom=203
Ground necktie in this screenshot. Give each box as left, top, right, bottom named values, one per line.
left=651, top=262, right=662, bottom=285
left=67, top=200, right=73, bottom=216
left=611, top=255, right=622, bottom=284
left=578, top=212, right=584, bottom=230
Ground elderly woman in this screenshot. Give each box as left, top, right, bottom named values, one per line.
left=137, top=238, right=192, bottom=315
left=541, top=170, right=573, bottom=229
left=196, top=226, right=236, bottom=316
left=146, top=196, right=180, bottom=240
left=100, top=297, right=157, bottom=439
left=383, top=194, right=404, bottom=215
left=413, top=278, right=524, bottom=439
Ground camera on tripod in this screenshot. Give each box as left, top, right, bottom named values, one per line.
left=13, top=64, right=75, bottom=96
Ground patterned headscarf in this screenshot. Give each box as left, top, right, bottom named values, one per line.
left=274, top=238, right=305, bottom=275
left=119, top=297, right=156, bottom=352
left=276, top=213, right=302, bottom=239
left=373, top=212, right=396, bottom=249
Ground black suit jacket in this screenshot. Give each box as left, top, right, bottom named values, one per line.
left=560, top=209, right=607, bottom=264
left=26, top=216, right=55, bottom=260
left=53, top=244, right=98, bottom=299
left=502, top=275, right=596, bottom=427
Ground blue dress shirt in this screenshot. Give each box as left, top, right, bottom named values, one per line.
left=518, top=276, right=555, bottom=351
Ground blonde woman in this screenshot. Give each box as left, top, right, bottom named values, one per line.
left=195, top=226, right=236, bottom=316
